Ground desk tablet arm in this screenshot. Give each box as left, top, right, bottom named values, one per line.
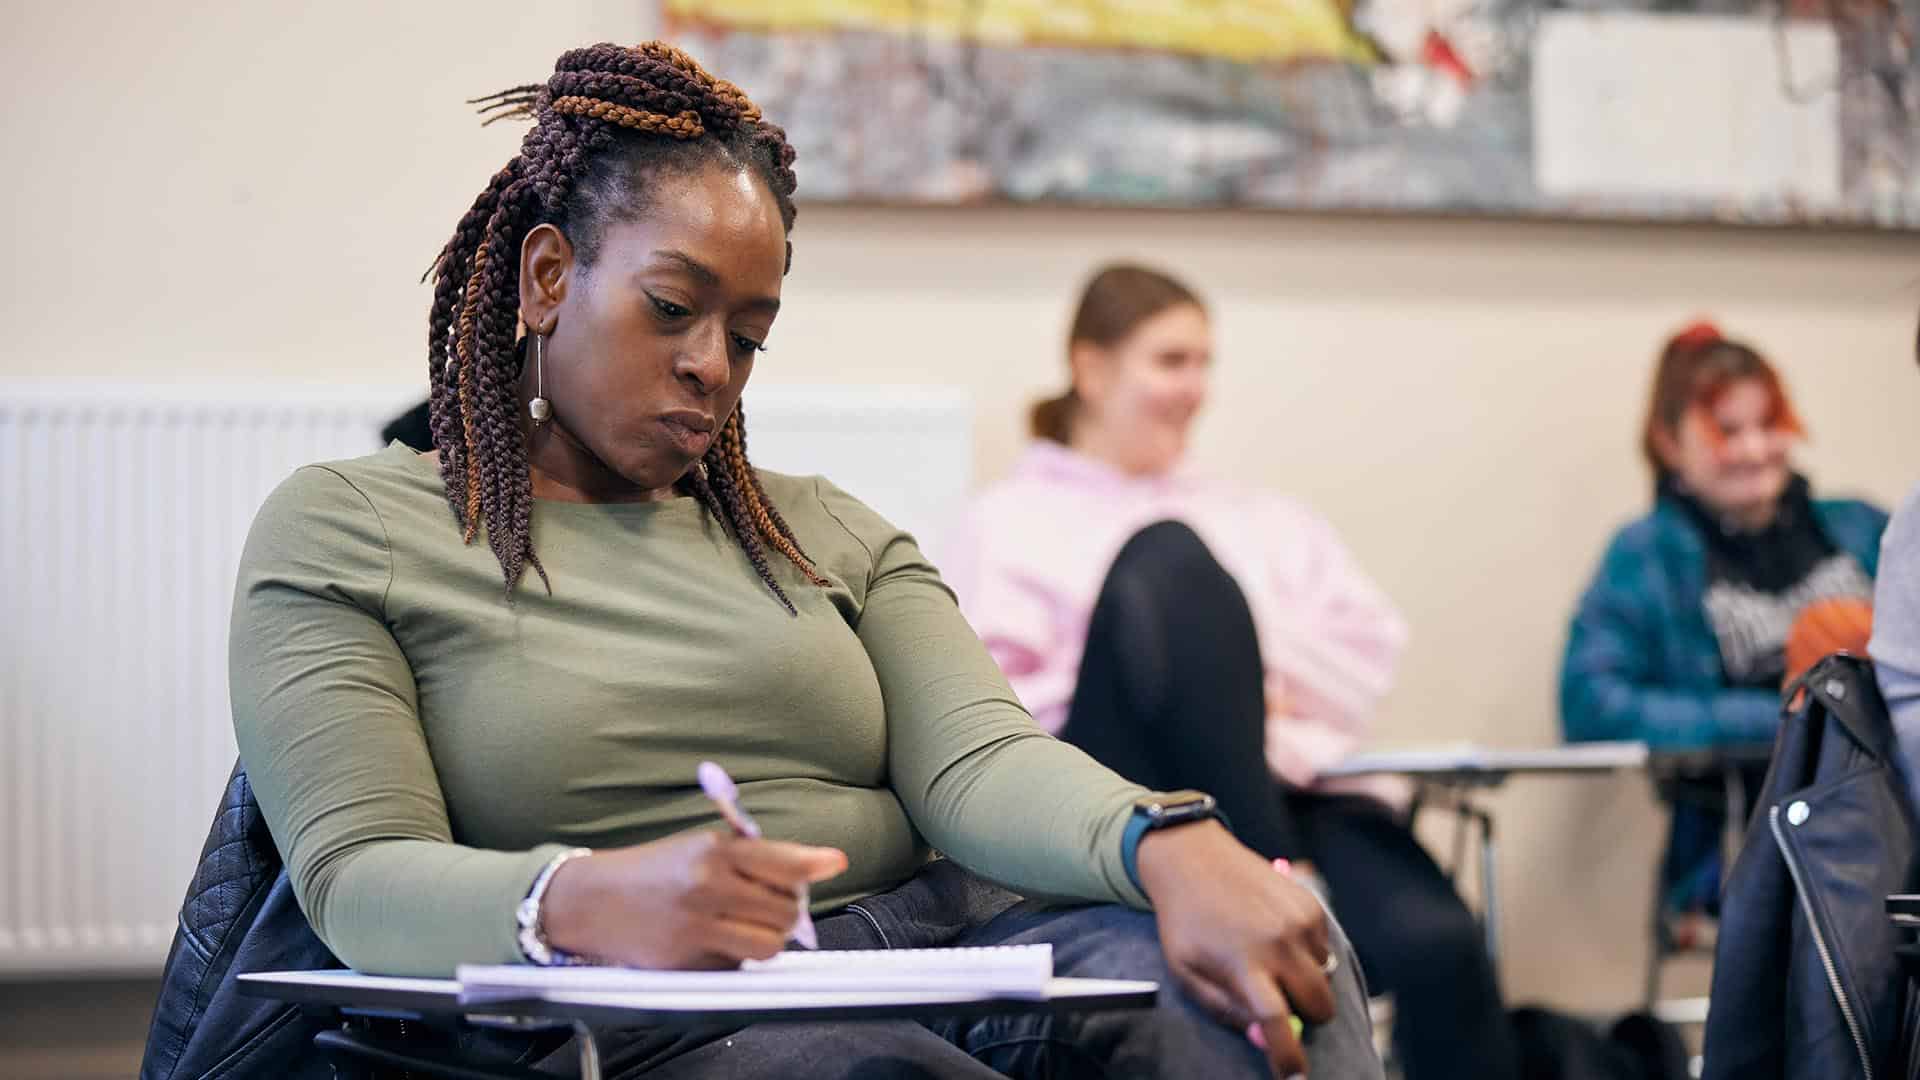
left=313, top=1026, right=553, bottom=1080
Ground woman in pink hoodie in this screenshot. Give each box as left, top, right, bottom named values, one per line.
left=944, top=263, right=1517, bottom=1080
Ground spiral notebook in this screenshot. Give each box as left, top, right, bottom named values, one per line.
left=457, top=944, right=1054, bottom=1003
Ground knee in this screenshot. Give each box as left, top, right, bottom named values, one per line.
left=1103, top=521, right=1239, bottom=610
left=1110, top=520, right=1216, bottom=580
left=1062, top=905, right=1373, bottom=1032
left=1058, top=907, right=1384, bottom=1078
left=1049, top=906, right=1173, bottom=983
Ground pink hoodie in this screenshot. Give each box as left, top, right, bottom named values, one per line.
left=940, top=440, right=1408, bottom=789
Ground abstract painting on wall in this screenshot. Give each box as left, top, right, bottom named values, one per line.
left=661, top=0, right=1919, bottom=229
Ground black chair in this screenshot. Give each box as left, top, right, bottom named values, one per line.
left=1641, top=743, right=1774, bottom=1009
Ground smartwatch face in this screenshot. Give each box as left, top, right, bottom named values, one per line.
left=1138, top=790, right=1216, bottom=824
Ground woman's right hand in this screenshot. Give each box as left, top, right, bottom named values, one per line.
left=539, top=829, right=847, bottom=968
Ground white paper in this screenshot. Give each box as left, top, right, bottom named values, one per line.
left=458, top=945, right=1055, bottom=1001
left=535, top=978, right=1159, bottom=1012
left=238, top=968, right=1157, bottom=1014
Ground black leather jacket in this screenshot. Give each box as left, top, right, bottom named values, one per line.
left=1703, top=654, right=1920, bottom=1080
left=140, top=765, right=343, bottom=1079
left=141, top=767, right=565, bottom=1079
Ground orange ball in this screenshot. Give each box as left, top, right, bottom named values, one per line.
left=1783, top=596, right=1874, bottom=688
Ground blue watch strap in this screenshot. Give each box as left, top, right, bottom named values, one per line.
left=1121, top=804, right=1231, bottom=893
left=1121, top=811, right=1154, bottom=892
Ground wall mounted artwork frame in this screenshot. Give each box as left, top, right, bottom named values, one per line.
left=661, top=0, right=1919, bottom=229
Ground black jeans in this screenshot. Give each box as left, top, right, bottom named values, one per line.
left=1059, top=520, right=1520, bottom=1080
left=536, top=859, right=1382, bottom=1078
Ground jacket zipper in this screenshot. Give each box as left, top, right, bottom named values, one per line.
left=844, top=903, right=891, bottom=949
left=1770, top=803, right=1874, bottom=1080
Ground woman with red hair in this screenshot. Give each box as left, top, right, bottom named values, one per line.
left=1561, top=321, right=1888, bottom=918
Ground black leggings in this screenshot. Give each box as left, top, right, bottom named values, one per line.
left=1059, top=521, right=1520, bottom=1080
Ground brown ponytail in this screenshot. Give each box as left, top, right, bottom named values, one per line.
left=1029, top=392, right=1079, bottom=443
left=1032, top=263, right=1205, bottom=443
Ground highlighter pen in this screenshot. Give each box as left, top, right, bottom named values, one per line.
left=696, top=760, right=819, bottom=950
left=1247, top=858, right=1309, bottom=1050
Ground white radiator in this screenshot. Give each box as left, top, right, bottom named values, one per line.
left=0, top=379, right=970, bottom=975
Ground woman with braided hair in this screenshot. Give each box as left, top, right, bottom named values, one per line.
left=229, top=42, right=1380, bottom=1079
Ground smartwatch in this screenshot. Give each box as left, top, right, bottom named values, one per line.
left=1120, top=790, right=1223, bottom=891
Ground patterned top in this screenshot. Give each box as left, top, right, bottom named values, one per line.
left=1560, top=481, right=1887, bottom=748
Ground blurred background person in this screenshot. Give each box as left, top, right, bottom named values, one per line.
left=1873, top=314, right=1920, bottom=811
left=380, top=399, right=434, bottom=452
left=1561, top=320, right=1888, bottom=935
left=944, top=263, right=1520, bottom=1080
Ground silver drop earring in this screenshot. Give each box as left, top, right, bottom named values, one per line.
left=527, top=330, right=552, bottom=424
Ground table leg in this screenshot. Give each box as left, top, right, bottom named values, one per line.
left=1643, top=869, right=1668, bottom=1010
left=1447, top=788, right=1471, bottom=887
left=574, top=1020, right=602, bottom=1080
left=1415, top=783, right=1501, bottom=965
left=1472, top=804, right=1499, bottom=964
left=1722, top=764, right=1751, bottom=878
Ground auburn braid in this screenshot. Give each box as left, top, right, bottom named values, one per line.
left=426, top=41, right=813, bottom=604
left=688, top=449, right=798, bottom=615
left=722, top=406, right=829, bottom=587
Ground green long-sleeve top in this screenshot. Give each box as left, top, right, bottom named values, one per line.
left=230, top=444, right=1149, bottom=976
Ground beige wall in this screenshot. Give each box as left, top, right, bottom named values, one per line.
left=7, top=1, right=1920, bottom=1012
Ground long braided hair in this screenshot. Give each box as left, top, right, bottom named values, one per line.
left=425, top=41, right=829, bottom=611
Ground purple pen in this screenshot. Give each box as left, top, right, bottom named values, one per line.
left=697, top=761, right=819, bottom=949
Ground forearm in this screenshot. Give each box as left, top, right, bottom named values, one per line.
left=299, top=839, right=568, bottom=976
left=1563, top=672, right=1778, bottom=747
left=849, top=548, right=1153, bottom=905
left=896, top=709, right=1149, bottom=908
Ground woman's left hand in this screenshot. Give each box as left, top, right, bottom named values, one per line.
left=1137, top=819, right=1337, bottom=1078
